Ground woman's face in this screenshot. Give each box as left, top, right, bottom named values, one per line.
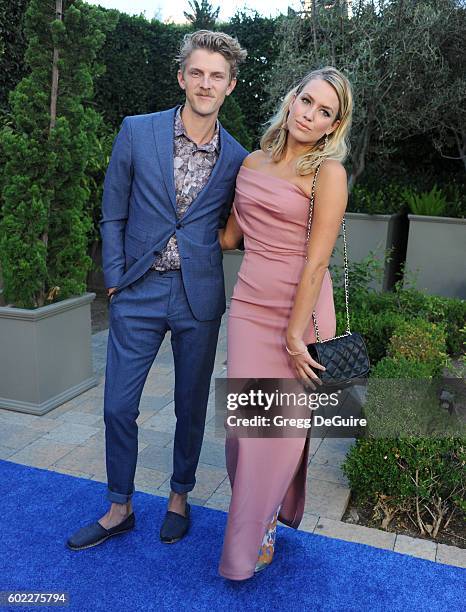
left=287, top=77, right=341, bottom=146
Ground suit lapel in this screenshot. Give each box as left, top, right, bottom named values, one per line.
left=152, top=107, right=177, bottom=212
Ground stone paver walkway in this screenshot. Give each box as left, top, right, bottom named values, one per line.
left=0, top=309, right=464, bottom=570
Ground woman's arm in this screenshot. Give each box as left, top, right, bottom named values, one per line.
left=286, top=160, right=348, bottom=387
left=219, top=209, right=244, bottom=250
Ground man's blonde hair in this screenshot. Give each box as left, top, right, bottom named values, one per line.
left=177, top=30, right=247, bottom=81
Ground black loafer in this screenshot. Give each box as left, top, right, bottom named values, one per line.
left=159, top=503, right=191, bottom=544
left=67, top=512, right=135, bottom=551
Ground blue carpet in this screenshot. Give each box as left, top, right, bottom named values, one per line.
left=0, top=459, right=464, bottom=612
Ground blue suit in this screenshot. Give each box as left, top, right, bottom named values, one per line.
left=100, top=106, right=248, bottom=503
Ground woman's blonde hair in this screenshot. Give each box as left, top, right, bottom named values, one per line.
left=260, top=66, right=353, bottom=174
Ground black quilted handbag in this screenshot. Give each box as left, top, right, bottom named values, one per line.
left=305, top=161, right=370, bottom=386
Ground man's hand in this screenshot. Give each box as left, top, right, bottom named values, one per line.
left=107, top=287, right=117, bottom=303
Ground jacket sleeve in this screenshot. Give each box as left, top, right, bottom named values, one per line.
left=218, top=184, right=235, bottom=230
left=99, top=116, right=133, bottom=289
left=217, top=146, right=248, bottom=250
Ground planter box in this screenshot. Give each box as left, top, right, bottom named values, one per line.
left=330, top=212, right=408, bottom=292
left=0, top=292, right=98, bottom=415
left=405, top=215, right=466, bottom=299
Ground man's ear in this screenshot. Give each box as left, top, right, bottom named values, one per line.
left=226, top=77, right=237, bottom=96
left=177, top=69, right=186, bottom=91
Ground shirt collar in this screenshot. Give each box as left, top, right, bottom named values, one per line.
left=174, top=106, right=220, bottom=153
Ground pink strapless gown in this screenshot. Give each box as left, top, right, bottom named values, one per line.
left=218, top=166, right=336, bottom=580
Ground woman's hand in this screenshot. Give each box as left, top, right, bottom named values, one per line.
left=285, top=337, right=325, bottom=390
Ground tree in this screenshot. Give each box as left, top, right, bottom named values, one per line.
left=219, top=94, right=253, bottom=150
left=267, top=0, right=465, bottom=189
left=423, top=1, right=466, bottom=171
left=183, top=0, right=220, bottom=30
left=0, top=0, right=117, bottom=308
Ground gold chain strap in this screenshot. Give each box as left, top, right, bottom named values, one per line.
left=305, top=161, right=351, bottom=343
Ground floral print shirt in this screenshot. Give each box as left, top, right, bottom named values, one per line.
left=151, top=106, right=220, bottom=271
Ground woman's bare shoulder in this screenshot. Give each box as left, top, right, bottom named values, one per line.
left=242, top=150, right=268, bottom=170
left=318, top=158, right=347, bottom=183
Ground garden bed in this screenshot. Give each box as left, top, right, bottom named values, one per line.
left=342, top=492, right=466, bottom=549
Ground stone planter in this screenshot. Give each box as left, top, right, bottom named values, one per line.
left=404, top=215, right=466, bottom=299
left=0, top=292, right=98, bottom=415
left=330, top=212, right=408, bottom=292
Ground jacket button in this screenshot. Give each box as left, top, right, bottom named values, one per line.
left=176, top=222, right=183, bottom=229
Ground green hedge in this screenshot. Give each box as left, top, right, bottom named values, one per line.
left=334, top=284, right=466, bottom=361
left=342, top=437, right=466, bottom=536
left=338, top=277, right=465, bottom=537
left=387, top=318, right=449, bottom=376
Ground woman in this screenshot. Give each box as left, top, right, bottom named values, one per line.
left=217, top=66, right=353, bottom=581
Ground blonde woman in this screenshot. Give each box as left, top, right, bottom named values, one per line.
left=218, top=67, right=353, bottom=580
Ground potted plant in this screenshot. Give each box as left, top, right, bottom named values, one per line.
left=330, top=182, right=409, bottom=292
left=0, top=1, right=116, bottom=415
left=403, top=183, right=466, bottom=299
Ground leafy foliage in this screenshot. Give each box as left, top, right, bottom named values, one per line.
left=402, top=185, right=447, bottom=216
left=0, top=0, right=28, bottom=115
left=0, top=0, right=116, bottom=307
left=343, top=437, right=466, bottom=537
left=219, top=94, right=252, bottom=150
left=223, top=11, right=282, bottom=147
left=387, top=319, right=449, bottom=375
left=348, top=183, right=407, bottom=215
left=93, top=13, right=188, bottom=128
left=266, top=0, right=466, bottom=191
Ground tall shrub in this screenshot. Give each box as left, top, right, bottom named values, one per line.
left=219, top=94, right=253, bottom=150
left=94, top=14, right=188, bottom=129
left=224, top=11, right=281, bottom=146
left=0, top=0, right=116, bottom=308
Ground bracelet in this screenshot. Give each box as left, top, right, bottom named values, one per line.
left=285, top=345, right=307, bottom=356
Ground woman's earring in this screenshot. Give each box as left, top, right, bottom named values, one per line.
left=320, top=133, right=329, bottom=149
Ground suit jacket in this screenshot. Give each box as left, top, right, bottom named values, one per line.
left=99, top=106, right=248, bottom=321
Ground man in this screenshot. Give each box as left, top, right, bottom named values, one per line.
left=67, top=30, right=248, bottom=550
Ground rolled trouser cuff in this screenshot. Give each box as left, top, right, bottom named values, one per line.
left=170, top=476, right=194, bottom=495
left=107, top=487, right=133, bottom=504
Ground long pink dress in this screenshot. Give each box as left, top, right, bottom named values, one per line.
left=218, top=166, right=336, bottom=580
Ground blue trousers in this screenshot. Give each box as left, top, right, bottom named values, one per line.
left=103, top=269, right=221, bottom=504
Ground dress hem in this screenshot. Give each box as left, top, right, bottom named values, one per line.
left=219, top=569, right=255, bottom=581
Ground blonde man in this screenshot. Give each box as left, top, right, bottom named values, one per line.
left=67, top=31, right=248, bottom=550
